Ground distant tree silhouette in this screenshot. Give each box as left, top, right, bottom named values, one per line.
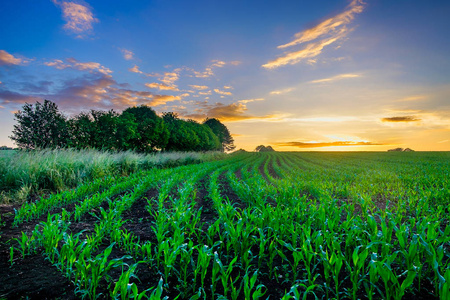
left=203, top=118, right=235, bottom=152
left=255, top=145, right=275, bottom=152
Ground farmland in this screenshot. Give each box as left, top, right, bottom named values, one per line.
left=0, top=151, right=449, bottom=299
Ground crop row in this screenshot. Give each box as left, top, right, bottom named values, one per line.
left=6, top=152, right=450, bottom=299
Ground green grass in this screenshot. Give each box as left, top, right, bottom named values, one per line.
left=0, top=148, right=225, bottom=204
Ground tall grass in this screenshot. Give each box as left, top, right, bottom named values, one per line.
left=0, top=148, right=225, bottom=203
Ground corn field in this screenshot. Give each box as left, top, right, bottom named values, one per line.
left=1, top=151, right=449, bottom=299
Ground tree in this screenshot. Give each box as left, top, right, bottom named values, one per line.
left=89, top=109, right=120, bottom=150
left=203, top=118, right=235, bottom=152
left=68, top=112, right=95, bottom=149
left=123, top=105, right=169, bottom=152
left=10, top=100, right=69, bottom=149
left=255, top=145, right=275, bottom=152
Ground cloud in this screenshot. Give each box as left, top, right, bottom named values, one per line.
left=275, top=140, right=382, bottom=148
left=198, top=91, right=212, bottom=95
left=263, top=0, right=365, bottom=69
left=396, top=95, right=428, bottom=102
left=160, top=70, right=181, bottom=86
left=0, top=89, right=40, bottom=105
left=44, top=57, right=112, bottom=75
left=145, top=82, right=179, bottom=91
left=191, top=60, right=227, bottom=78
left=52, top=0, right=99, bottom=38
left=0, top=50, right=32, bottom=66
left=0, top=71, right=182, bottom=112
left=214, top=88, right=232, bottom=96
left=381, top=116, right=421, bottom=122
left=223, top=85, right=233, bottom=90
left=129, top=65, right=143, bottom=74
left=270, top=87, right=294, bottom=95
left=181, top=101, right=275, bottom=122
left=238, top=98, right=264, bottom=104
left=119, top=48, right=134, bottom=60
left=189, top=85, right=209, bottom=90
left=263, top=30, right=347, bottom=69
left=309, top=73, right=361, bottom=84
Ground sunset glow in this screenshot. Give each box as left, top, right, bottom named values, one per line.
left=1, top=0, right=449, bottom=151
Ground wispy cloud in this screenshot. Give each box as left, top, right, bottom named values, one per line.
left=44, top=57, right=112, bottom=75
left=0, top=50, right=32, bottom=66
left=119, top=48, right=134, bottom=60
left=263, top=0, right=365, bottom=69
left=238, top=98, right=264, bottom=104
left=396, top=95, right=428, bottom=102
left=52, top=0, right=99, bottom=38
left=381, top=116, right=421, bottom=122
left=270, top=87, right=294, bottom=95
left=214, top=88, right=232, bottom=96
left=189, top=85, right=209, bottom=90
left=309, top=73, right=361, bottom=84
left=275, top=140, right=382, bottom=148
left=145, top=82, right=179, bottom=91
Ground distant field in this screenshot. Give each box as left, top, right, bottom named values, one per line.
left=0, top=152, right=449, bottom=299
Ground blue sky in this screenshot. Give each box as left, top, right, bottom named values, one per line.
left=1, top=0, right=449, bottom=150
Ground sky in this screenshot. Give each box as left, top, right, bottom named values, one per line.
left=1, top=0, right=449, bottom=151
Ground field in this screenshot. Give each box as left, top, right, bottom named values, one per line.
left=0, top=151, right=449, bottom=299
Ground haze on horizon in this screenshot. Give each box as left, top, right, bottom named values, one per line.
left=1, top=0, right=449, bottom=151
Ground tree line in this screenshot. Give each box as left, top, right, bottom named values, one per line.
left=10, top=100, right=235, bottom=152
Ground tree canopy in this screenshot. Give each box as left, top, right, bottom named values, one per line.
left=203, top=118, right=235, bottom=152
left=10, top=100, right=69, bottom=149
left=10, top=100, right=232, bottom=153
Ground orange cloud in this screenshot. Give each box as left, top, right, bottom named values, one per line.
left=44, top=57, right=112, bottom=75
left=263, top=30, right=346, bottom=69
left=192, top=60, right=227, bottom=78
left=214, top=88, right=232, bottom=96
left=309, top=73, right=361, bottom=83
left=270, top=88, right=294, bottom=95
left=160, top=70, right=180, bottom=85
left=275, top=141, right=382, bottom=148
left=0, top=50, right=31, bottom=66
left=382, top=116, right=421, bottom=122
left=150, top=95, right=181, bottom=106
left=238, top=98, right=264, bottom=104
left=189, top=85, right=209, bottom=90
left=278, top=0, right=364, bottom=49
left=182, top=101, right=275, bottom=122
left=145, top=82, right=179, bottom=91
left=52, top=0, right=99, bottom=38
left=263, top=0, right=365, bottom=69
